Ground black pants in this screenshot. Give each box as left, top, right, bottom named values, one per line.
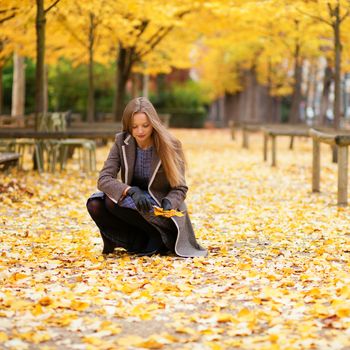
left=86, top=195, right=164, bottom=253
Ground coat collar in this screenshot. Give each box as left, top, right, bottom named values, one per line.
left=122, top=133, right=161, bottom=186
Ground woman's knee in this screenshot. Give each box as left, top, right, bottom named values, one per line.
left=86, top=198, right=104, bottom=219
left=104, top=196, right=116, bottom=212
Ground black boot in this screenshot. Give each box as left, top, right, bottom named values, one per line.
left=136, top=232, right=163, bottom=256
left=101, top=233, right=117, bottom=254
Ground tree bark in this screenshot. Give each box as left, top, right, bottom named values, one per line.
left=289, top=41, right=303, bottom=124
left=319, top=60, right=332, bottom=126
left=35, top=0, right=46, bottom=128
left=87, top=12, right=95, bottom=123
left=311, top=59, right=320, bottom=123
left=266, top=59, right=274, bottom=123
left=304, top=60, right=314, bottom=120
left=131, top=72, right=139, bottom=98
left=333, top=4, right=341, bottom=130
left=43, top=64, right=48, bottom=113
left=11, top=52, right=25, bottom=117
left=0, top=64, right=3, bottom=115
left=114, top=47, right=133, bottom=121
left=142, top=73, right=149, bottom=98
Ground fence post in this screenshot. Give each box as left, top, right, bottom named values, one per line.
left=338, top=145, right=348, bottom=206
left=312, top=139, right=320, bottom=192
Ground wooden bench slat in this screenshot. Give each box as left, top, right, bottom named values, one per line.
left=0, top=152, right=20, bottom=163
left=0, top=152, right=20, bottom=171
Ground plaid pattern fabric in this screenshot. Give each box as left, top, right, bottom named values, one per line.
left=119, top=146, right=158, bottom=211
left=133, top=146, right=153, bottom=190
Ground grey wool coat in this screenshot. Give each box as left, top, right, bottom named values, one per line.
left=97, top=131, right=208, bottom=258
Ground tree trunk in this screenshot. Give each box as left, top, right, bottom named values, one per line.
left=333, top=4, right=341, bottom=130
left=87, top=12, right=95, bottom=123
left=311, top=59, right=320, bottom=123
left=142, top=73, right=149, bottom=98
left=131, top=72, right=139, bottom=98
left=114, top=47, right=133, bottom=121
left=289, top=42, right=303, bottom=124
left=11, top=52, right=25, bottom=117
left=43, top=64, right=48, bottom=113
left=0, top=64, right=3, bottom=115
left=319, top=61, right=332, bottom=126
left=35, top=0, right=46, bottom=128
left=304, top=60, right=314, bottom=121
left=266, top=59, right=274, bottom=123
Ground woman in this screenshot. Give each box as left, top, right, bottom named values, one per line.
left=87, top=97, right=207, bottom=257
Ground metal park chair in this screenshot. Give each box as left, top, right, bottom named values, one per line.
left=47, top=112, right=96, bottom=172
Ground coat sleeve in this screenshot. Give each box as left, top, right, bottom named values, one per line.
left=97, top=136, right=129, bottom=203
left=163, top=183, right=188, bottom=210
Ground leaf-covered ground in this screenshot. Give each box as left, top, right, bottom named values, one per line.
left=1, top=129, right=350, bottom=350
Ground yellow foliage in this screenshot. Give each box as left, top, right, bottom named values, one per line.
left=153, top=206, right=184, bottom=218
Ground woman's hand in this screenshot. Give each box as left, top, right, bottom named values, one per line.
left=127, top=187, right=153, bottom=212
left=161, top=198, right=172, bottom=211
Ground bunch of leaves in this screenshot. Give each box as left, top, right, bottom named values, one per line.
left=153, top=206, right=184, bottom=218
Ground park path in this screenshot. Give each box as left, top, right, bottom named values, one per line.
left=1, top=129, right=350, bottom=350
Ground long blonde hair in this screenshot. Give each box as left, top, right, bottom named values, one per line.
left=122, top=97, right=186, bottom=187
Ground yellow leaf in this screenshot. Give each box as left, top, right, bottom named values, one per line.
left=32, top=304, right=44, bottom=316
left=38, top=297, right=53, bottom=306
left=215, top=313, right=234, bottom=323
left=70, top=300, right=89, bottom=311
left=0, top=332, right=8, bottom=342
left=83, top=337, right=104, bottom=346
left=153, top=206, right=184, bottom=218
left=117, top=335, right=144, bottom=346
left=269, top=334, right=279, bottom=342
left=206, top=342, right=223, bottom=350
left=10, top=272, right=28, bottom=281
left=237, top=308, right=255, bottom=322
left=136, top=339, right=164, bottom=349
left=175, top=326, right=196, bottom=335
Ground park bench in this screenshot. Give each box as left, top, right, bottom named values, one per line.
left=239, top=122, right=311, bottom=153
left=0, top=114, right=35, bottom=128
left=0, top=129, right=117, bottom=172
left=241, top=121, right=263, bottom=148
left=309, top=128, right=350, bottom=206
left=0, top=115, right=25, bottom=128
left=262, top=124, right=310, bottom=166
left=0, top=152, right=20, bottom=171
left=68, top=121, right=122, bottom=131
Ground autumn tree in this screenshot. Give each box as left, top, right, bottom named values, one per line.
left=0, top=2, right=19, bottom=114
left=35, top=0, right=61, bottom=123
left=0, top=1, right=36, bottom=116
left=192, top=0, right=335, bottom=124
left=100, top=0, right=201, bottom=121
left=298, top=0, right=350, bottom=129
left=50, top=1, right=110, bottom=122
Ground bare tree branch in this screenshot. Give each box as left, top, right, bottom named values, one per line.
left=327, top=2, right=335, bottom=17
left=296, top=7, right=332, bottom=26
left=0, top=12, right=15, bottom=24
left=136, top=26, right=172, bottom=60
left=44, top=0, right=61, bottom=14
left=340, top=9, right=350, bottom=22
left=135, top=20, right=149, bottom=39
left=0, top=7, right=18, bottom=15
left=55, top=12, right=87, bottom=48
left=135, top=9, right=191, bottom=60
